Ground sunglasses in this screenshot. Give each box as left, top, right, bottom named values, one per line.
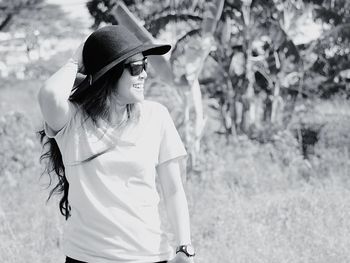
left=124, top=57, right=148, bottom=76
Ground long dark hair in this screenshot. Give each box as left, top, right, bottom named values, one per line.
left=38, top=64, right=132, bottom=219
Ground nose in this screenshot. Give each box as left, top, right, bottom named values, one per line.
left=139, top=69, right=147, bottom=79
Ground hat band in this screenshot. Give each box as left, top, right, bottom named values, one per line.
left=92, top=43, right=145, bottom=84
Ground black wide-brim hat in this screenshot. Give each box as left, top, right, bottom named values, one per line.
left=71, top=25, right=171, bottom=95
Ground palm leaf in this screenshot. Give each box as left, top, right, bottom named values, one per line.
left=144, top=11, right=203, bottom=36
left=319, top=23, right=350, bottom=44
left=170, top=29, right=202, bottom=64
left=313, top=6, right=343, bottom=25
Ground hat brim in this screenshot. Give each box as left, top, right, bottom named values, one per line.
left=71, top=43, right=171, bottom=96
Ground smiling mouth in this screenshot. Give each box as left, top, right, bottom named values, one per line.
left=132, top=83, right=144, bottom=90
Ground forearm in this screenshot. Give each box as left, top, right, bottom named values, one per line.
left=37, top=60, right=79, bottom=131
left=164, top=187, right=192, bottom=245
left=40, top=60, right=78, bottom=100
left=40, top=41, right=85, bottom=102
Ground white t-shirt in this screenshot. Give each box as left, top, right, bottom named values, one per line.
left=44, top=100, right=187, bottom=263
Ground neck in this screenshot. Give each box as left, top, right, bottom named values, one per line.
left=115, top=103, right=127, bottom=115
left=107, top=97, right=128, bottom=125
left=111, top=95, right=127, bottom=113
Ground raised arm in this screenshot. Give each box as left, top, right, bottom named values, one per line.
left=37, top=43, right=84, bottom=132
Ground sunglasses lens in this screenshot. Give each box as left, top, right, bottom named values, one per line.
left=127, top=58, right=148, bottom=76
left=130, top=64, right=144, bottom=76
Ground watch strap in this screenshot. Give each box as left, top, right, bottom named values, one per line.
left=176, top=244, right=195, bottom=257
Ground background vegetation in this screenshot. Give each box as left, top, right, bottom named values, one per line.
left=0, top=0, right=350, bottom=262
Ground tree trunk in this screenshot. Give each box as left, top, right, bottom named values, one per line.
left=0, top=14, right=13, bottom=31
left=240, top=2, right=256, bottom=133
left=271, top=81, right=281, bottom=123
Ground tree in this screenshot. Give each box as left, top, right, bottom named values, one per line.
left=0, top=0, right=44, bottom=31
left=307, top=0, right=350, bottom=98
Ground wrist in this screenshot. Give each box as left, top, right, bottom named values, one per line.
left=176, top=244, right=195, bottom=257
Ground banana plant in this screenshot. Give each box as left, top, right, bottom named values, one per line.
left=179, top=0, right=225, bottom=168
left=210, top=0, right=317, bottom=135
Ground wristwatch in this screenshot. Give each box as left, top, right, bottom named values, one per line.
left=176, top=244, right=195, bottom=257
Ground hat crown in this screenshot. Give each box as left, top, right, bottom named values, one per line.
left=83, top=25, right=142, bottom=75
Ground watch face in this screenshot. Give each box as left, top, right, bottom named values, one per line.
left=186, top=245, right=195, bottom=255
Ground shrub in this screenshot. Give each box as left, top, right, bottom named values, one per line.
left=311, top=115, right=350, bottom=184
left=0, top=111, right=40, bottom=188
left=0, top=110, right=64, bottom=263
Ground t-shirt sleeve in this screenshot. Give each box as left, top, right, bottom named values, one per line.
left=43, top=101, right=77, bottom=139
left=158, top=106, right=187, bottom=166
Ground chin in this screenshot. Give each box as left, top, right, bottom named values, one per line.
left=136, top=97, right=144, bottom=103
left=131, top=95, right=144, bottom=103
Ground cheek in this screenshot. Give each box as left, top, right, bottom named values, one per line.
left=116, top=75, right=132, bottom=96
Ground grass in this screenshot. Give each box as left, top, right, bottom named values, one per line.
left=313, top=96, right=350, bottom=117
left=183, top=127, right=350, bottom=263
left=188, top=179, right=350, bottom=263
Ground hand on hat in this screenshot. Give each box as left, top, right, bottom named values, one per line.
left=71, top=41, right=86, bottom=74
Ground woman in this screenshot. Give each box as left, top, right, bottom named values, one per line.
left=38, top=25, right=195, bottom=263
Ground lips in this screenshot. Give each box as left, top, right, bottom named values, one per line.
left=132, top=83, right=144, bottom=90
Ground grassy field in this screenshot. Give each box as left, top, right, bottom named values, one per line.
left=1, top=72, right=350, bottom=263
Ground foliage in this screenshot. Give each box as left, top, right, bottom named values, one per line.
left=311, top=0, right=350, bottom=25
left=1, top=1, right=86, bottom=40
left=190, top=182, right=350, bottom=262
left=87, top=0, right=350, bottom=139
left=0, top=110, right=64, bottom=263
left=183, top=128, right=350, bottom=262
left=0, top=111, right=39, bottom=187
left=311, top=114, right=350, bottom=184
left=86, top=0, right=204, bottom=31
left=307, top=0, right=350, bottom=98
left=0, top=0, right=43, bottom=31
left=86, top=0, right=118, bottom=29
left=316, top=116, right=350, bottom=151
left=24, top=50, right=73, bottom=80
